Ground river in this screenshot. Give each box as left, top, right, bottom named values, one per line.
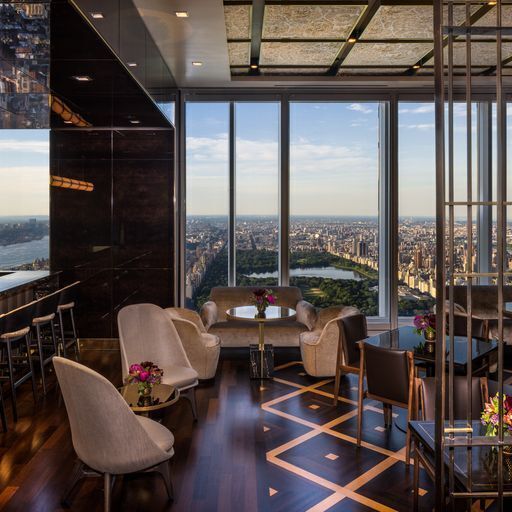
left=247, top=266, right=363, bottom=281
left=0, top=236, right=49, bottom=268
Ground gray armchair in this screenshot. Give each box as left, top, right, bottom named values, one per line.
left=53, top=357, right=174, bottom=512
left=300, top=305, right=361, bottom=377
left=166, top=307, right=221, bottom=380
left=117, top=303, right=199, bottom=419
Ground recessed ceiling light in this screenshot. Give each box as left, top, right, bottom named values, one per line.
left=348, top=37, right=357, bottom=44
left=72, top=75, right=93, bottom=82
left=192, top=61, right=203, bottom=66
left=488, top=1, right=497, bottom=5
left=90, top=12, right=104, bottom=19
left=413, top=64, right=421, bottom=69
left=175, top=11, right=189, bottom=17
left=129, top=120, right=141, bottom=124
left=63, top=120, right=73, bottom=124
left=127, top=62, right=138, bottom=67
left=250, top=64, right=258, bottom=69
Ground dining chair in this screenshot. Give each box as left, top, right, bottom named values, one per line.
left=31, top=291, right=60, bottom=394
left=357, top=342, right=415, bottom=465
left=332, top=313, right=367, bottom=405
left=165, top=307, right=220, bottom=380
left=412, top=375, right=482, bottom=512
left=53, top=357, right=174, bottom=512
left=446, top=312, right=489, bottom=340
left=118, top=304, right=199, bottom=420
left=0, top=302, right=38, bottom=422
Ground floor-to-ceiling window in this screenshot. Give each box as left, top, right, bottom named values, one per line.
left=185, top=103, right=230, bottom=309
left=234, top=102, right=279, bottom=287
left=0, top=130, right=49, bottom=270
left=289, top=102, right=380, bottom=315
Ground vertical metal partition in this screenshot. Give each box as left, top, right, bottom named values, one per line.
left=434, top=1, right=508, bottom=509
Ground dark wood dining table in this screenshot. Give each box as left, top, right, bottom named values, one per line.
left=365, top=326, right=497, bottom=376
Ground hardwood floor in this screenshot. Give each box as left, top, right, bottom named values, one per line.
left=0, top=346, right=436, bottom=511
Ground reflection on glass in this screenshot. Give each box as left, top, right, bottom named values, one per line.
left=289, top=102, right=380, bottom=315
left=235, top=102, right=279, bottom=287
left=0, top=130, right=49, bottom=269
left=185, top=103, right=229, bottom=309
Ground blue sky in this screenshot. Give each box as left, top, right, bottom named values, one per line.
left=0, top=130, right=49, bottom=216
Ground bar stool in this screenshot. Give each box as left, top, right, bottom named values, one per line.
left=31, top=292, right=60, bottom=394
left=0, top=302, right=38, bottom=422
left=57, top=283, right=80, bottom=360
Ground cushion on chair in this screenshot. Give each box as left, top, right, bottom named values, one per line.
left=203, top=333, right=220, bottom=348
left=161, top=365, right=198, bottom=389
left=136, top=415, right=175, bottom=453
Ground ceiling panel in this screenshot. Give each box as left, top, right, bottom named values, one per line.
left=260, top=67, right=330, bottom=75
left=474, top=5, right=512, bottom=29
left=362, top=5, right=474, bottom=40
left=228, top=42, right=250, bottom=66
left=338, top=67, right=409, bottom=75
left=425, top=42, right=512, bottom=66
left=344, top=42, right=433, bottom=66
left=262, top=4, right=364, bottom=39
left=260, top=42, right=341, bottom=65
left=224, top=4, right=251, bottom=39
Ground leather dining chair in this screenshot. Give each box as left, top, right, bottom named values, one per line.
left=412, top=375, right=482, bottom=511
left=118, top=304, right=199, bottom=420
left=332, top=313, right=367, bottom=406
left=53, top=357, right=174, bottom=512
left=357, top=342, right=415, bottom=466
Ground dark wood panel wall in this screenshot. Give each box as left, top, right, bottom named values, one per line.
left=49, top=0, right=175, bottom=337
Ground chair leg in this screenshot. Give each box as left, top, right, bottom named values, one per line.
left=50, top=320, right=58, bottom=358
left=5, top=340, right=17, bottom=422
left=405, top=424, right=411, bottom=467
left=62, top=460, right=86, bottom=507
left=333, top=367, right=341, bottom=406
left=70, top=309, right=79, bottom=361
left=383, top=403, right=392, bottom=428
left=35, top=324, right=46, bottom=395
left=357, top=379, right=364, bottom=447
left=25, top=334, right=38, bottom=404
left=413, top=445, right=419, bottom=512
left=0, top=388, right=7, bottom=432
left=155, top=460, right=174, bottom=501
left=182, top=387, right=198, bottom=421
left=58, top=310, right=67, bottom=358
left=104, top=473, right=111, bottom=512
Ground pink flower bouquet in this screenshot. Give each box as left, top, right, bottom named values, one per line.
left=127, top=361, right=163, bottom=396
left=251, top=288, right=277, bottom=316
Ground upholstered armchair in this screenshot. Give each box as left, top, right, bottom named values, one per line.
left=165, top=307, right=221, bottom=380
left=299, top=305, right=361, bottom=377
left=54, top=357, right=174, bottom=512
left=117, top=304, right=199, bottom=419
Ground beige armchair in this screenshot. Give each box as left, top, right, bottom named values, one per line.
left=299, top=305, right=361, bottom=377
left=53, top=357, right=174, bottom=512
left=165, top=307, right=220, bottom=380
left=117, top=303, right=199, bottom=420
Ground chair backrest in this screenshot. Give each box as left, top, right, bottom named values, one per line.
left=34, top=291, right=61, bottom=319
left=363, top=342, right=411, bottom=405
left=117, top=303, right=192, bottom=382
left=337, top=313, right=367, bottom=368
left=419, top=376, right=482, bottom=421
left=1, top=301, right=35, bottom=335
left=446, top=313, right=488, bottom=339
left=482, top=378, right=512, bottom=404
left=53, top=357, right=167, bottom=474
left=58, top=281, right=80, bottom=306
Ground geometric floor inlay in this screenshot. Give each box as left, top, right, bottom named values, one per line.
left=262, top=361, right=435, bottom=511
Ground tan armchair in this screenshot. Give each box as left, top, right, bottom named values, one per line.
left=54, top=357, right=174, bottom=512
left=299, top=305, right=361, bottom=377
left=166, top=308, right=220, bottom=380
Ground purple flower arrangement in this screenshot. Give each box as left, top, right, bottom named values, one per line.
left=127, top=361, right=163, bottom=396
left=413, top=312, right=436, bottom=337
left=252, top=288, right=277, bottom=315
left=481, top=393, right=512, bottom=437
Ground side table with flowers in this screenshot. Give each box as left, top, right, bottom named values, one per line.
left=251, top=288, right=277, bottom=318
left=126, top=361, right=163, bottom=407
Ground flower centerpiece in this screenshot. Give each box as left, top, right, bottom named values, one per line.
left=126, top=361, right=163, bottom=402
left=251, top=288, right=277, bottom=317
left=413, top=312, right=436, bottom=341
left=481, top=392, right=512, bottom=441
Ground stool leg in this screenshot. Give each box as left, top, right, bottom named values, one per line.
left=50, top=320, right=58, bottom=358
left=70, top=308, right=79, bottom=361
left=58, top=310, right=67, bottom=358
left=35, top=324, right=46, bottom=395
left=5, top=340, right=17, bottom=422
left=25, top=333, right=37, bottom=403
left=0, top=388, right=7, bottom=432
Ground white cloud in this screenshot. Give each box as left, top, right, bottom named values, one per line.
left=347, top=103, right=373, bottom=115
left=0, top=140, right=49, bottom=154
left=399, top=104, right=435, bottom=115
left=400, top=123, right=435, bottom=131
